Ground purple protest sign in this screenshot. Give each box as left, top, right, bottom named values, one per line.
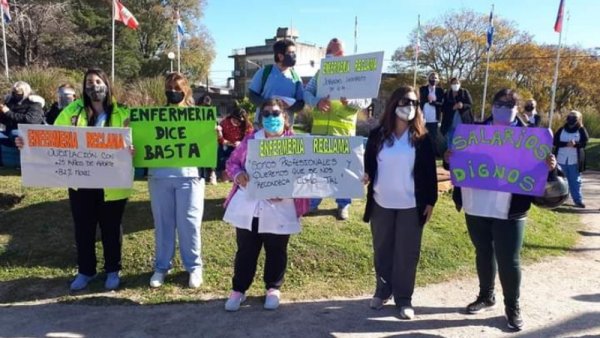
left=449, top=125, right=553, bottom=196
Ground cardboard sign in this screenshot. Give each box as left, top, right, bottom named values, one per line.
left=449, top=125, right=553, bottom=196
left=18, top=124, right=133, bottom=188
left=245, top=136, right=365, bottom=199
left=129, top=106, right=218, bottom=167
left=316, top=51, right=384, bottom=99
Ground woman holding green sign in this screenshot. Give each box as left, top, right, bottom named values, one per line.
left=148, top=72, right=205, bottom=289
left=222, top=98, right=309, bottom=312
left=363, top=86, right=438, bottom=320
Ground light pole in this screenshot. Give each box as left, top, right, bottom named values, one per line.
left=168, top=52, right=176, bottom=73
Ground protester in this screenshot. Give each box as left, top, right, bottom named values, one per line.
left=148, top=72, right=206, bottom=289
left=0, top=81, right=45, bottom=147
left=440, top=77, right=473, bottom=145
left=419, top=72, right=444, bottom=148
left=45, top=84, right=77, bottom=125
left=445, top=88, right=559, bottom=331
left=553, top=110, right=589, bottom=208
left=217, top=107, right=253, bottom=181
left=222, top=98, right=309, bottom=311
left=198, top=94, right=218, bottom=185
left=363, top=86, right=438, bottom=319
left=248, top=39, right=305, bottom=127
left=522, top=99, right=541, bottom=127
left=15, top=68, right=130, bottom=291
left=304, top=37, right=371, bottom=220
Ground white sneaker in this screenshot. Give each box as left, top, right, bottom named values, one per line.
left=400, top=306, right=415, bottom=320
left=338, top=205, right=350, bottom=220
left=149, top=271, right=166, bottom=288
left=225, top=291, right=246, bottom=312
left=209, top=171, right=217, bottom=185
left=189, top=270, right=203, bottom=288
left=264, top=288, right=281, bottom=310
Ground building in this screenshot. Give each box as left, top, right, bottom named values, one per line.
left=229, top=27, right=326, bottom=98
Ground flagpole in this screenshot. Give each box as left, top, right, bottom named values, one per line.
left=480, top=50, right=491, bottom=121
left=413, top=14, right=420, bottom=88
left=354, top=16, right=357, bottom=54
left=111, top=0, right=115, bottom=81
left=176, top=28, right=181, bottom=73
left=549, top=28, right=563, bottom=128
left=1, top=4, right=8, bottom=79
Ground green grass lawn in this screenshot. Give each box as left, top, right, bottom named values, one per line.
left=585, top=138, right=600, bottom=171
left=0, top=168, right=581, bottom=305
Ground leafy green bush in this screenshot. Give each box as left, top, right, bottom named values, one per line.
left=0, top=67, right=82, bottom=106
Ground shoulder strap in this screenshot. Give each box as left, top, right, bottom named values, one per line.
left=260, top=64, right=273, bottom=95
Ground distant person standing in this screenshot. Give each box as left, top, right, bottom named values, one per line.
left=248, top=39, right=305, bottom=127
left=419, top=72, right=444, bottom=147
left=0, top=81, right=45, bottom=147
left=553, top=110, right=589, bottom=208
left=304, top=37, right=371, bottom=220
left=522, top=99, right=541, bottom=127
left=198, top=94, right=218, bottom=185
left=440, top=77, right=473, bottom=145
left=45, top=84, right=77, bottom=125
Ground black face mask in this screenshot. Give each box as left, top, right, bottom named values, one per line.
left=524, top=105, right=534, bottom=112
left=282, top=52, right=297, bottom=67
left=567, top=116, right=578, bottom=126
left=165, top=91, right=185, bottom=104
left=85, top=85, right=107, bottom=102
left=11, top=94, right=24, bottom=102
left=429, top=79, right=436, bottom=86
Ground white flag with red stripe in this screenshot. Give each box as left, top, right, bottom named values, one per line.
left=113, top=0, right=138, bottom=30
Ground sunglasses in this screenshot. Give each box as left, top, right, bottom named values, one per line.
left=493, top=101, right=516, bottom=108
left=261, top=110, right=282, bottom=118
left=398, top=98, right=419, bottom=107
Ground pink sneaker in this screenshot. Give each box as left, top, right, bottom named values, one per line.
left=225, top=291, right=246, bottom=312
left=264, top=288, right=281, bottom=310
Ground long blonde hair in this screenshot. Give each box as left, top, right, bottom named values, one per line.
left=165, top=72, right=194, bottom=106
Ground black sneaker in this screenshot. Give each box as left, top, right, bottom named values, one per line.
left=506, top=306, right=524, bottom=331
left=466, top=295, right=496, bottom=314
left=575, top=202, right=586, bottom=209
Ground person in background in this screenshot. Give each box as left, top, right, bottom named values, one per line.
left=217, top=107, right=253, bottom=181
left=363, top=86, right=438, bottom=319
left=15, top=68, right=130, bottom=291
left=45, top=84, right=77, bottom=125
left=304, top=37, right=371, bottom=220
left=198, top=94, right=218, bottom=185
left=0, top=81, right=45, bottom=147
left=148, top=72, right=206, bottom=289
left=222, top=98, right=309, bottom=312
left=522, top=99, right=541, bottom=127
left=445, top=88, right=559, bottom=331
left=440, top=77, right=473, bottom=145
left=248, top=39, right=305, bottom=127
left=553, top=110, right=588, bottom=208
left=419, top=72, right=444, bottom=151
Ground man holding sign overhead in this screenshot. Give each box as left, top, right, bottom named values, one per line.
left=304, top=38, right=372, bottom=220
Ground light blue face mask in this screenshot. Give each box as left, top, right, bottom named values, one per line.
left=263, top=115, right=284, bottom=134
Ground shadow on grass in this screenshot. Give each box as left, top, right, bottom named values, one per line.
left=552, top=206, right=600, bottom=215
left=523, top=243, right=600, bottom=253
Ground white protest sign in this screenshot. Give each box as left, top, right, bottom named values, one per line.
left=18, top=124, right=133, bottom=188
left=245, top=136, right=365, bottom=199
left=316, top=51, right=384, bottom=100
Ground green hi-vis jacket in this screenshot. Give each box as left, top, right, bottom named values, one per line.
left=53, top=98, right=132, bottom=201
left=310, top=100, right=358, bottom=136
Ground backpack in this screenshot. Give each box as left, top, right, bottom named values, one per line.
left=259, top=64, right=302, bottom=96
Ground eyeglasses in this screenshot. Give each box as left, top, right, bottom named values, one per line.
left=261, top=110, right=282, bottom=118
left=398, top=98, right=419, bottom=107
left=493, top=101, right=516, bottom=108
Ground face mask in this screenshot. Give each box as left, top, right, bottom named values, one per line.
left=85, top=84, right=107, bottom=102
left=524, top=105, right=534, bottom=112
left=492, top=106, right=517, bottom=126
left=263, top=115, right=284, bottom=133
left=451, top=84, right=460, bottom=92
left=11, top=94, right=24, bottom=102
left=567, top=116, right=578, bottom=126
left=429, top=79, right=436, bottom=86
left=165, top=91, right=185, bottom=104
left=58, top=96, right=74, bottom=109
left=395, top=106, right=416, bottom=121
left=282, top=52, right=296, bottom=67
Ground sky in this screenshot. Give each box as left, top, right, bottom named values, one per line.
left=202, top=0, right=599, bottom=86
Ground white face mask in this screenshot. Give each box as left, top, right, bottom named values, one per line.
left=395, top=106, right=416, bottom=121
left=451, top=84, right=461, bottom=92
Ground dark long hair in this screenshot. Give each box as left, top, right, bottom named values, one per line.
left=231, top=107, right=250, bottom=140
left=375, top=86, right=427, bottom=151
left=82, top=68, right=114, bottom=126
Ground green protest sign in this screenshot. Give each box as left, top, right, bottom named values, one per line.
left=130, top=106, right=217, bottom=167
